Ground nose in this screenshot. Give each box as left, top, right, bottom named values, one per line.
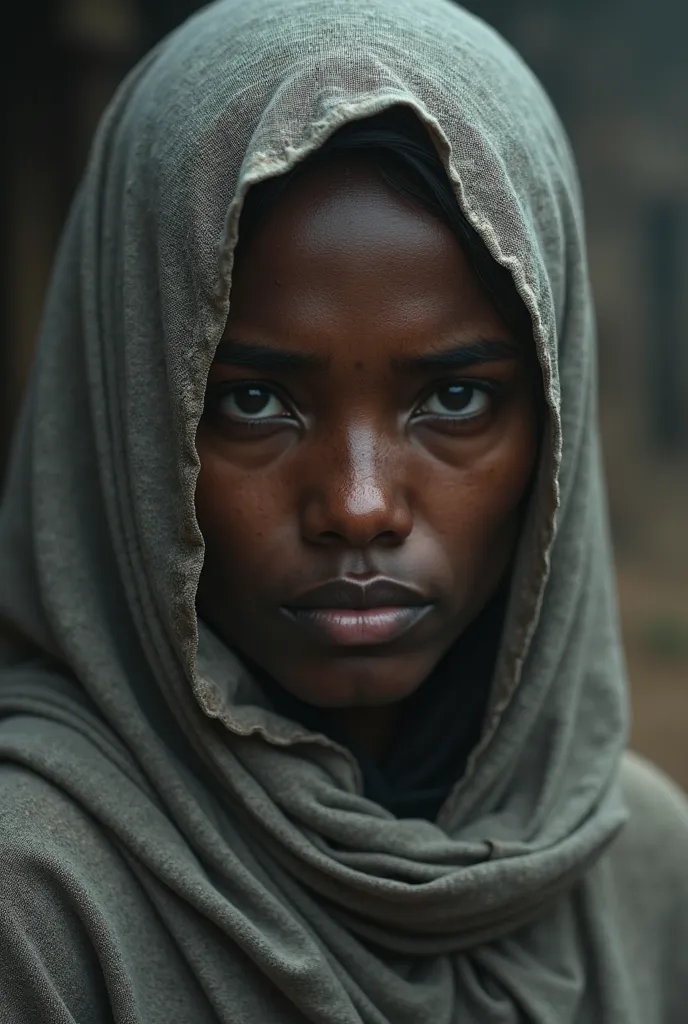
left=300, top=424, right=413, bottom=548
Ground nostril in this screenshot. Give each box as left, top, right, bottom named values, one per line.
left=313, top=527, right=406, bottom=548
left=317, top=530, right=344, bottom=545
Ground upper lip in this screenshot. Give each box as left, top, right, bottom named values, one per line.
left=284, top=577, right=429, bottom=611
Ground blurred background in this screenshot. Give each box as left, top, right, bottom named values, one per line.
left=1, top=0, right=686, bottom=784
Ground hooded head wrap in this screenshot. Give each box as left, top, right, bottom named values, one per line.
left=0, top=0, right=641, bottom=1020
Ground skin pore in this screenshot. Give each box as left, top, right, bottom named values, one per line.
left=195, top=154, right=540, bottom=758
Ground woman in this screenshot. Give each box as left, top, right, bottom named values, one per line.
left=0, top=0, right=686, bottom=1020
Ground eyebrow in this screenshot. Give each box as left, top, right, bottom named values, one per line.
left=392, top=337, right=520, bottom=371
left=214, top=336, right=520, bottom=372
left=214, top=339, right=328, bottom=371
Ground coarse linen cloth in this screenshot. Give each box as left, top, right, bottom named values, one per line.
left=0, top=0, right=687, bottom=1021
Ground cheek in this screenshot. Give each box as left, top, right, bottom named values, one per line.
left=194, top=451, right=290, bottom=575
left=480, top=431, right=537, bottom=524
left=429, top=413, right=538, bottom=562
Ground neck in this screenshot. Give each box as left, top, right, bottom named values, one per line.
left=328, top=703, right=403, bottom=761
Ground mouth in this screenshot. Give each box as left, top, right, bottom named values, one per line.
left=280, top=605, right=432, bottom=646
left=281, top=576, right=433, bottom=647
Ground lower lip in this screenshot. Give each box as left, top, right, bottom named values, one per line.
left=281, top=606, right=432, bottom=646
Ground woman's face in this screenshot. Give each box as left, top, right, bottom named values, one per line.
left=195, top=156, right=540, bottom=709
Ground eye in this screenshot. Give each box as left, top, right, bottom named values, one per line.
left=217, top=384, right=290, bottom=422
left=416, top=382, right=491, bottom=420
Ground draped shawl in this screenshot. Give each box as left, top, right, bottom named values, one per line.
left=1, top=1, right=687, bottom=1021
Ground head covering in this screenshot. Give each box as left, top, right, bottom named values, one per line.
left=0, top=0, right=632, bottom=1020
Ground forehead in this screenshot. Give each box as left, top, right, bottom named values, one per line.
left=226, top=158, right=510, bottom=354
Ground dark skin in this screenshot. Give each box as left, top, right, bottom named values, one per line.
left=195, top=156, right=540, bottom=757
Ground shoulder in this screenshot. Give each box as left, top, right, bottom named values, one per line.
left=0, top=763, right=136, bottom=923
left=0, top=762, right=133, bottom=878
left=609, top=750, right=688, bottom=905
left=0, top=766, right=122, bottom=1020
left=587, top=752, right=688, bottom=917
left=597, top=751, right=688, bottom=1019
left=617, top=749, right=688, bottom=861
left=575, top=753, right=688, bottom=1022
left=0, top=766, right=253, bottom=1024
left=0, top=763, right=169, bottom=936
left=0, top=766, right=209, bottom=1023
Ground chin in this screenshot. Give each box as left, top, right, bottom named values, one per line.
left=278, top=655, right=431, bottom=708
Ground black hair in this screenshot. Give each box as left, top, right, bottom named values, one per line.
left=235, top=106, right=533, bottom=346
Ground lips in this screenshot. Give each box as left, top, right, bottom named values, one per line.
left=285, top=577, right=428, bottom=610
left=281, top=577, right=432, bottom=646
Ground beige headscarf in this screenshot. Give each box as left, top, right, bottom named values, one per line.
left=0, top=0, right=644, bottom=1020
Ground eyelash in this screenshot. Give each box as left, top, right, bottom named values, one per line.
left=204, top=378, right=503, bottom=430
left=203, top=381, right=293, bottom=430
left=414, top=379, right=501, bottom=423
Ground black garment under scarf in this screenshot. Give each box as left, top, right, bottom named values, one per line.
left=253, top=584, right=508, bottom=821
